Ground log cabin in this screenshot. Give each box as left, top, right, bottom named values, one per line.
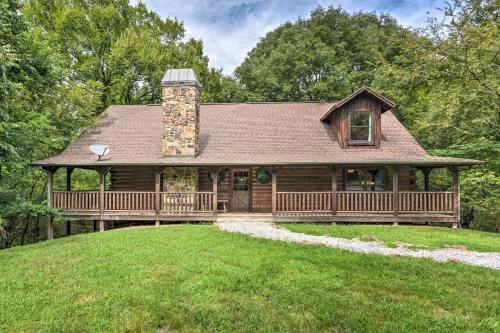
left=32, top=68, right=480, bottom=239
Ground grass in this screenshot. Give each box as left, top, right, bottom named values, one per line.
left=0, top=225, right=498, bottom=332
left=280, top=224, right=500, bottom=252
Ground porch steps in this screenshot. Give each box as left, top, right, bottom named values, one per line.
left=216, top=213, right=273, bottom=223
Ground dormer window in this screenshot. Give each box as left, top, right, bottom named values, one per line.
left=349, top=111, right=373, bottom=145
left=321, top=87, right=395, bottom=149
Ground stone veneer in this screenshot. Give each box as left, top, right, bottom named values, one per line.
left=162, top=85, right=200, bottom=156
left=162, top=167, right=198, bottom=192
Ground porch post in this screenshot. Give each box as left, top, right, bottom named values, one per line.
left=210, top=169, right=218, bottom=215
left=66, top=167, right=73, bottom=236
left=271, top=168, right=278, bottom=216
left=328, top=166, right=337, bottom=215
left=452, top=166, right=460, bottom=228
left=46, top=167, right=57, bottom=240
left=418, top=167, right=432, bottom=191
left=423, top=169, right=431, bottom=192
left=392, top=166, right=399, bottom=225
left=155, top=167, right=161, bottom=226
left=97, top=167, right=108, bottom=232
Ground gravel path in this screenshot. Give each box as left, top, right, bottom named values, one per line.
left=217, top=221, right=500, bottom=270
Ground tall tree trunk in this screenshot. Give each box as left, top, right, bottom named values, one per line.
left=20, top=216, right=30, bottom=245
left=35, top=216, right=40, bottom=241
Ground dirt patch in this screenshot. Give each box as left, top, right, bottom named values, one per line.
left=358, top=235, right=379, bottom=242
left=445, top=245, right=469, bottom=251
left=74, top=294, right=97, bottom=305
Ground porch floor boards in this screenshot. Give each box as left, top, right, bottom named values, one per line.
left=59, top=211, right=456, bottom=224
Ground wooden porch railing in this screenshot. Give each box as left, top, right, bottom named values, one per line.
left=277, top=191, right=455, bottom=214
left=52, top=190, right=455, bottom=215
left=337, top=191, right=393, bottom=212
left=104, top=191, right=156, bottom=211
left=161, top=192, right=213, bottom=214
left=399, top=192, right=454, bottom=213
left=52, top=191, right=214, bottom=214
left=277, top=192, right=332, bottom=213
left=52, top=191, right=99, bottom=211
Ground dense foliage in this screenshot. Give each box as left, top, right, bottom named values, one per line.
left=0, top=0, right=99, bottom=247
left=0, top=0, right=498, bottom=248
left=371, top=0, right=499, bottom=231
left=23, top=0, right=229, bottom=106
left=235, top=7, right=410, bottom=101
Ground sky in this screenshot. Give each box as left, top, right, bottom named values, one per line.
left=133, top=0, right=446, bottom=74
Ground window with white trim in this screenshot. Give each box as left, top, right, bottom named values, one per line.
left=349, top=112, right=373, bottom=144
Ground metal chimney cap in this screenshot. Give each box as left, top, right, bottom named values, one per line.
left=161, top=68, right=201, bottom=88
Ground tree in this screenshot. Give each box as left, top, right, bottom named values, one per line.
left=24, top=0, right=224, bottom=107
left=235, top=7, right=411, bottom=102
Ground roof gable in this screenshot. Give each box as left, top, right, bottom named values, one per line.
left=320, top=86, right=395, bottom=121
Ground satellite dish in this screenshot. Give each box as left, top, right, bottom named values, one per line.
left=90, top=144, right=109, bottom=161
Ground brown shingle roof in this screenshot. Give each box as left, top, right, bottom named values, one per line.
left=32, top=103, right=480, bottom=167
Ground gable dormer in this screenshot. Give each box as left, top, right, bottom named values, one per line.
left=321, top=87, right=395, bottom=149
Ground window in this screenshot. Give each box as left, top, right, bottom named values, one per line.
left=344, top=168, right=386, bottom=191
left=232, top=171, right=249, bottom=191
left=349, top=112, right=372, bottom=144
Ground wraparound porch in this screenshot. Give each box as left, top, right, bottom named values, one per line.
left=44, top=163, right=461, bottom=238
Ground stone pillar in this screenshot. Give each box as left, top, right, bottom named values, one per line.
left=162, top=167, right=198, bottom=192
left=161, top=68, right=200, bottom=156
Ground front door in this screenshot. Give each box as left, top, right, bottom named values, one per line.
left=231, top=169, right=250, bottom=212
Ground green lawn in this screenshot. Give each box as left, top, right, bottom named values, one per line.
left=280, top=224, right=500, bottom=252
left=0, top=226, right=499, bottom=332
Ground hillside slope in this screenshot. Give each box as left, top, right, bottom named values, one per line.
left=0, top=226, right=499, bottom=332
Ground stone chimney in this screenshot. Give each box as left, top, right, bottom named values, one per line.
left=161, top=68, right=200, bottom=156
